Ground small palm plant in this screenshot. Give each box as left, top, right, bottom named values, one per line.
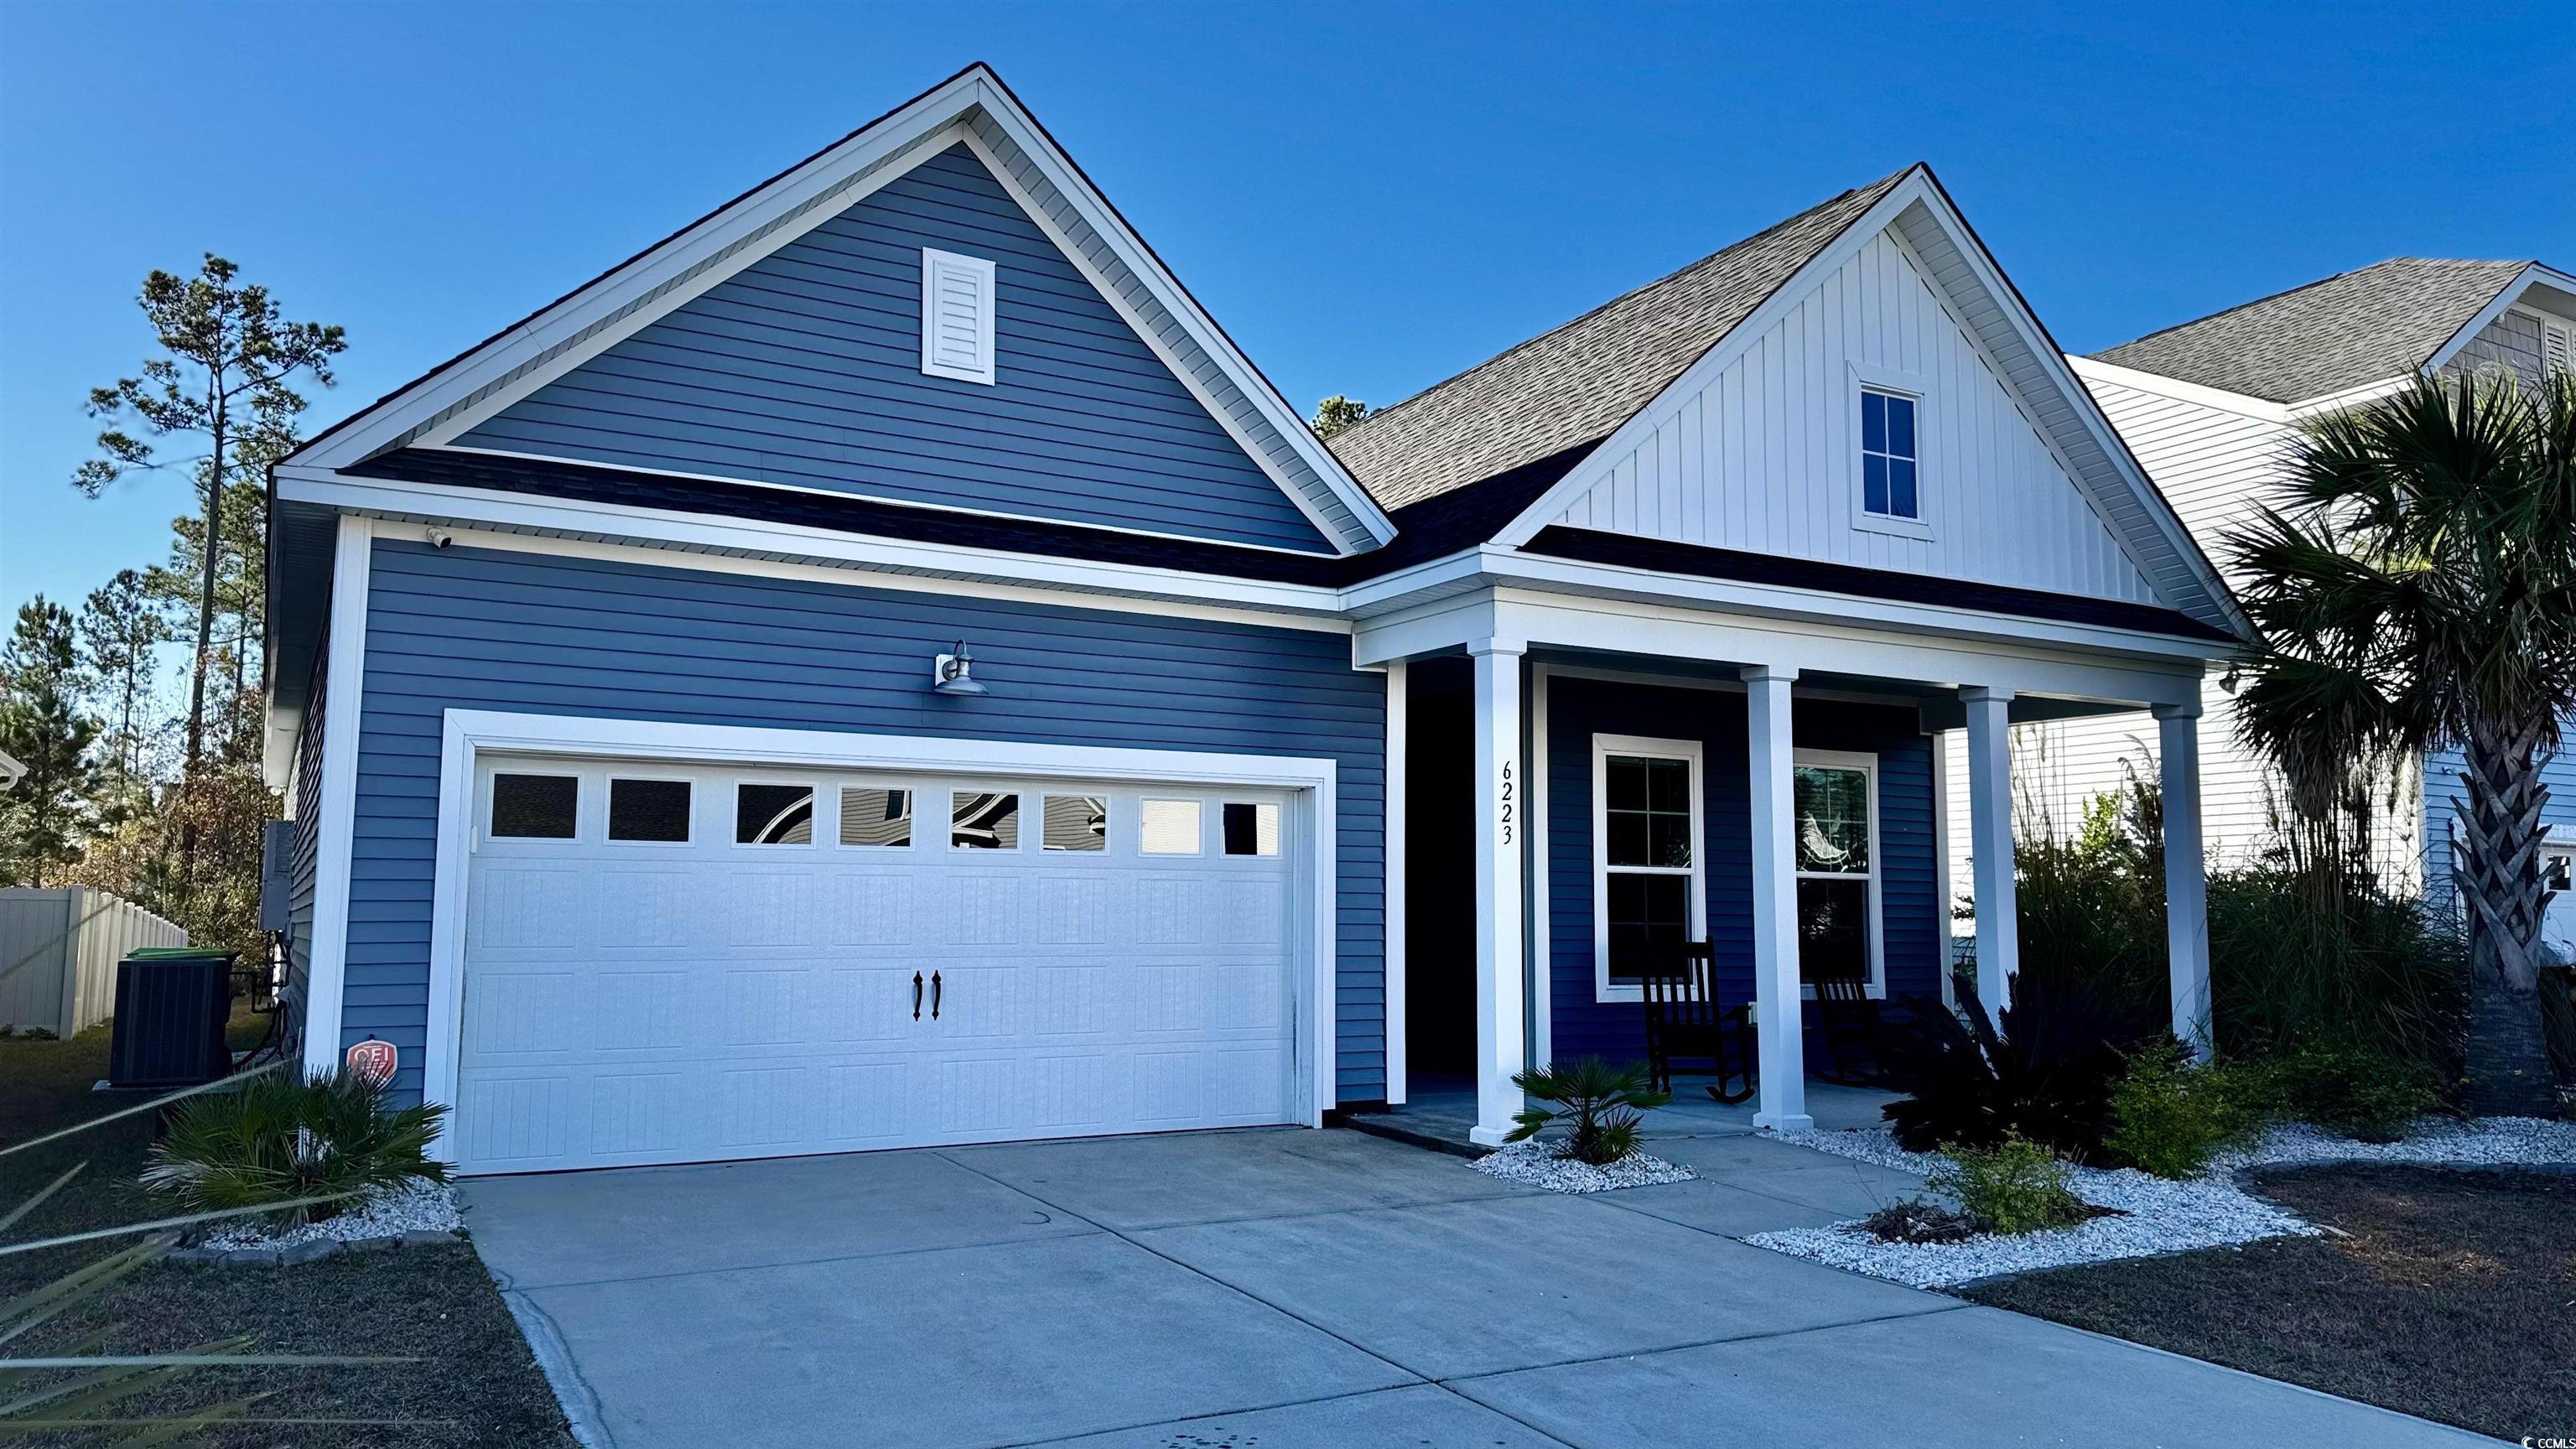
left=143, top=1067, right=448, bottom=1226
left=1507, top=1058, right=1671, bottom=1166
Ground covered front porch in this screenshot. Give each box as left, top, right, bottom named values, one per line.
left=1369, top=587, right=2217, bottom=1146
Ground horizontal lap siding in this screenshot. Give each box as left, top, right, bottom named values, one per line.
left=458, top=144, right=1332, bottom=554
left=2422, top=737, right=2576, bottom=933
left=347, top=540, right=1385, bottom=1104
left=285, top=648, right=328, bottom=1041
left=1545, top=676, right=1940, bottom=1064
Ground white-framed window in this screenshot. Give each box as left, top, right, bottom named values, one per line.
left=1592, top=735, right=1703, bottom=1004
left=921, top=248, right=997, bottom=385
left=1794, top=749, right=1883, bottom=995
left=1849, top=361, right=1929, bottom=537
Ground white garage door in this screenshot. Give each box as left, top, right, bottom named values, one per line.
left=452, top=755, right=1302, bottom=1173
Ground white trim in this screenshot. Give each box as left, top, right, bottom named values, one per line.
left=2421, top=262, right=2576, bottom=384
left=421, top=709, right=1341, bottom=1153
left=1482, top=170, right=2251, bottom=645
left=943, top=101, right=1394, bottom=549
left=1850, top=361, right=1934, bottom=540
left=2067, top=355, right=2292, bottom=424
left=1929, top=727, right=1958, bottom=1010
left=277, top=470, right=1353, bottom=628
left=1467, top=640, right=1528, bottom=1147
left=288, top=67, right=1394, bottom=553
left=1590, top=733, right=1707, bottom=1006
left=919, top=247, right=998, bottom=384
left=427, top=443, right=1353, bottom=559
left=1527, top=665, right=1553, bottom=1065
left=301, top=517, right=374, bottom=1079
left=1383, top=662, right=1407, bottom=1104
left=1792, top=747, right=1886, bottom=999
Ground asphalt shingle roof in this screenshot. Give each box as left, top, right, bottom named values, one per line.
left=1326, top=168, right=1914, bottom=510
left=2092, top=257, right=2530, bottom=404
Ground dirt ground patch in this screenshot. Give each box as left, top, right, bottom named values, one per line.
left=1, top=1020, right=576, bottom=1447
left=1966, top=1163, right=2576, bottom=1442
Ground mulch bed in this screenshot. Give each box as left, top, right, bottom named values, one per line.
left=1, top=1019, right=577, bottom=1447
left=1965, top=1163, right=2576, bottom=1442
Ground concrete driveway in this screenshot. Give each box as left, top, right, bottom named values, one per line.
left=462, top=1128, right=2484, bottom=1449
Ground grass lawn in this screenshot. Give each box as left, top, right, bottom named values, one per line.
left=1966, top=1164, right=2576, bottom=1442
left=0, top=1014, right=577, bottom=1447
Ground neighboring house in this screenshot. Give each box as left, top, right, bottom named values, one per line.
left=267, top=65, right=2248, bottom=1169
left=1955, top=259, right=2576, bottom=958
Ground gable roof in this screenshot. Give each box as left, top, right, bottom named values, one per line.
left=1326, top=169, right=1911, bottom=510
left=2093, top=257, right=2532, bottom=405
left=283, top=64, right=1395, bottom=554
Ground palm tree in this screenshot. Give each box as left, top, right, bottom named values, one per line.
left=2225, top=368, right=2575, bottom=1118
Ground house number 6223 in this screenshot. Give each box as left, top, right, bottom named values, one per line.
left=1498, top=760, right=1515, bottom=846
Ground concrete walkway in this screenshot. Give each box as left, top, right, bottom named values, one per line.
left=463, top=1127, right=2489, bottom=1449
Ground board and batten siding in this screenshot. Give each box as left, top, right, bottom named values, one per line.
left=1549, top=226, right=2158, bottom=607
left=456, top=143, right=1334, bottom=554
left=341, top=540, right=1386, bottom=1105
left=1541, top=676, right=1942, bottom=1064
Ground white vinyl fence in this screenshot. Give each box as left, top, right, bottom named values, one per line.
left=0, top=888, right=189, bottom=1037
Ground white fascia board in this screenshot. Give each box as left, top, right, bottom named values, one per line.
left=275, top=465, right=1349, bottom=627
left=293, top=79, right=987, bottom=471
left=955, top=89, right=1396, bottom=550
left=431, top=444, right=1350, bottom=559
left=2069, top=356, right=2293, bottom=425
left=1883, top=188, right=2251, bottom=646
left=1489, top=174, right=1933, bottom=551
left=1480, top=548, right=2235, bottom=663
left=288, top=65, right=1394, bottom=557
left=2419, top=262, right=2574, bottom=380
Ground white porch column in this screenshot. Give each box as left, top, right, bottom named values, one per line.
left=1467, top=640, right=1528, bottom=1147
left=1743, top=666, right=1810, bottom=1131
left=2157, top=701, right=2213, bottom=1060
left=1961, top=686, right=2018, bottom=1021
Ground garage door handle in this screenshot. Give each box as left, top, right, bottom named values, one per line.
left=930, top=971, right=942, bottom=1021
left=912, top=971, right=923, bottom=1021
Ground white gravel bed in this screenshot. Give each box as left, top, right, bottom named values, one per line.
left=1472, top=1140, right=1696, bottom=1192
left=1741, top=1116, right=2576, bottom=1290
left=200, top=1178, right=461, bottom=1250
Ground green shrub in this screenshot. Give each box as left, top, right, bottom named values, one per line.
left=2264, top=1039, right=2441, bottom=1143
left=1879, top=970, right=2161, bottom=1163
left=2105, top=1041, right=2267, bottom=1178
left=2207, top=866, right=2464, bottom=1081
left=1507, top=1057, right=1670, bottom=1166
left=1929, top=1135, right=2092, bottom=1235
left=143, top=1067, right=449, bottom=1225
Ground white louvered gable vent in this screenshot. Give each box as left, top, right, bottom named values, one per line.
left=2542, top=314, right=2573, bottom=378
left=921, top=248, right=998, bottom=385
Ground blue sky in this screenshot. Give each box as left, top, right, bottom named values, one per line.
left=3, top=0, right=2569, bottom=615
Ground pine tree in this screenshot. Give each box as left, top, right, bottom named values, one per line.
left=1, top=599, right=103, bottom=886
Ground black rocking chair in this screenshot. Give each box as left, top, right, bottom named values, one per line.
left=1808, top=954, right=1887, bottom=1086
left=1635, top=941, right=1758, bottom=1104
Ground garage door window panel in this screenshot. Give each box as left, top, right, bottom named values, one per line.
left=1223, top=802, right=1280, bottom=857
left=491, top=773, right=579, bottom=840
left=839, top=785, right=914, bottom=848
left=1140, top=799, right=1202, bottom=855
left=608, top=777, right=693, bottom=844
left=1042, top=795, right=1108, bottom=852
left=952, top=792, right=1021, bottom=849
left=737, top=783, right=816, bottom=845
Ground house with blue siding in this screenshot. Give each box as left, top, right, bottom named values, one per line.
left=267, top=64, right=2251, bottom=1170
